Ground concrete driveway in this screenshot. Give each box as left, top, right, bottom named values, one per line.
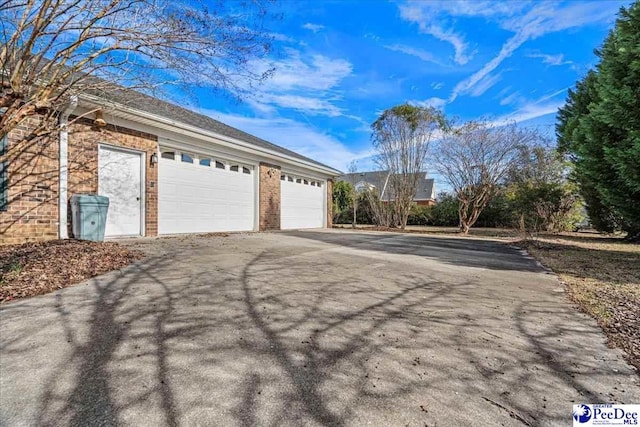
left=1, top=230, right=638, bottom=426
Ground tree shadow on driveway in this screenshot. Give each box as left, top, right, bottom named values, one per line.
left=0, top=233, right=638, bottom=426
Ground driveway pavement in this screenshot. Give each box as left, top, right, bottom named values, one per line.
left=1, top=230, right=638, bottom=426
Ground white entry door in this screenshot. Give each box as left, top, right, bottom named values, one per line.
left=98, top=146, right=143, bottom=237
left=158, top=152, right=255, bottom=234
left=280, top=175, right=325, bottom=229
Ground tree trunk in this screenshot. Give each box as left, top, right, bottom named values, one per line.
left=352, top=205, right=357, bottom=229
left=461, top=222, right=471, bottom=234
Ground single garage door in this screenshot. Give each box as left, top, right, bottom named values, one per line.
left=159, top=150, right=255, bottom=234
left=280, top=174, right=324, bottom=229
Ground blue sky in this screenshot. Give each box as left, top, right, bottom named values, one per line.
left=197, top=0, right=629, bottom=173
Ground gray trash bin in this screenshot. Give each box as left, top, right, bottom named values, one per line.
left=71, top=194, right=109, bottom=241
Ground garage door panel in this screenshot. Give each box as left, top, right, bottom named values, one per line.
left=159, top=157, right=255, bottom=234
left=281, top=178, right=324, bottom=230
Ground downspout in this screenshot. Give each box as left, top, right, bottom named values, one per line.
left=58, top=96, right=78, bottom=239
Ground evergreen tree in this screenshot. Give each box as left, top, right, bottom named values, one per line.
left=557, top=2, right=640, bottom=238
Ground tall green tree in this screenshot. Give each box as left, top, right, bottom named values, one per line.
left=557, top=2, right=640, bottom=238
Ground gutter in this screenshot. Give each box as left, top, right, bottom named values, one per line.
left=58, top=96, right=78, bottom=239
left=77, top=94, right=342, bottom=177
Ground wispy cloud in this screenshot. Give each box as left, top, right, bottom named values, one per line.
left=410, top=97, right=448, bottom=109
left=527, top=52, right=571, bottom=66
left=493, top=88, right=569, bottom=124
left=398, top=4, right=473, bottom=65
left=302, top=23, right=325, bottom=33
left=431, top=82, right=444, bottom=90
left=265, top=49, right=353, bottom=92
left=499, top=91, right=521, bottom=106
left=469, top=72, right=502, bottom=97
left=245, top=48, right=353, bottom=117
left=203, top=111, right=372, bottom=171
left=398, top=0, right=620, bottom=102
left=384, top=43, right=444, bottom=66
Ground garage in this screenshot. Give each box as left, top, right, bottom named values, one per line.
left=280, top=173, right=325, bottom=229
left=158, top=149, right=255, bottom=234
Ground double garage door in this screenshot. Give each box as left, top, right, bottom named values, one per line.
left=159, top=150, right=255, bottom=234
left=158, top=150, right=325, bottom=234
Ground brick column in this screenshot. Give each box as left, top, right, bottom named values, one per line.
left=326, top=179, right=333, bottom=228
left=259, top=162, right=281, bottom=231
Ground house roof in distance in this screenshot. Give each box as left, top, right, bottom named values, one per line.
left=82, top=84, right=340, bottom=175
left=339, top=171, right=435, bottom=201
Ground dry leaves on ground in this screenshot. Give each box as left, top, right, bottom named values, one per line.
left=0, top=239, right=144, bottom=303
left=518, top=236, right=640, bottom=373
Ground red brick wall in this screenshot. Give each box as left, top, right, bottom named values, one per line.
left=1, top=116, right=159, bottom=245
left=1, top=116, right=59, bottom=245
left=326, top=179, right=333, bottom=228
left=67, top=118, right=158, bottom=237
left=259, top=163, right=281, bottom=231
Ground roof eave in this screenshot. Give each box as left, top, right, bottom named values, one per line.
left=78, top=94, right=342, bottom=177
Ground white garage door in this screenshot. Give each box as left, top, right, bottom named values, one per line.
left=159, top=151, right=255, bottom=234
left=280, top=174, right=325, bottom=229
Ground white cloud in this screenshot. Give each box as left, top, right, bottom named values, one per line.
left=499, top=91, right=521, bottom=106
left=527, top=52, right=571, bottom=66
left=431, top=82, right=444, bottom=90
left=399, top=1, right=621, bottom=102
left=499, top=101, right=562, bottom=124
left=243, top=49, right=353, bottom=118
left=410, top=97, right=448, bottom=109
left=264, top=49, right=353, bottom=92
left=253, top=93, right=343, bottom=117
left=398, top=4, right=472, bottom=65
left=493, top=88, right=569, bottom=124
left=469, top=72, right=502, bottom=97
left=203, top=111, right=373, bottom=171
left=302, top=23, right=325, bottom=33
left=384, top=44, right=443, bottom=65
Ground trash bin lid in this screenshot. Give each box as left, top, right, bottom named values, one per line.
left=71, top=194, right=110, bottom=206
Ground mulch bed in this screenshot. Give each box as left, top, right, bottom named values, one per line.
left=0, top=239, right=144, bottom=304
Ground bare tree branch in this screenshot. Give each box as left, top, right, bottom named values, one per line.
left=371, top=104, right=447, bottom=229
left=433, top=120, right=536, bottom=234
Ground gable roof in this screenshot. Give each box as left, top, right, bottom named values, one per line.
left=339, top=171, right=435, bottom=201
left=80, top=85, right=340, bottom=174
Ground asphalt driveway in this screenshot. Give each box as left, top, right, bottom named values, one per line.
left=1, top=230, right=638, bottom=426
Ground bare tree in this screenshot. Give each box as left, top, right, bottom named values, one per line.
left=0, top=0, right=276, bottom=144
left=371, top=104, right=446, bottom=229
left=433, top=120, right=535, bottom=234
left=345, top=161, right=359, bottom=229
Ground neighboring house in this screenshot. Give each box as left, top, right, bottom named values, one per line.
left=339, top=171, right=436, bottom=206
left=0, top=87, right=340, bottom=245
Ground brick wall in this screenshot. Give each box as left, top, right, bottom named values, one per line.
left=68, top=118, right=159, bottom=237
left=326, top=179, right=333, bottom=228
left=259, top=162, right=281, bottom=231
left=1, top=116, right=159, bottom=245
left=0, top=116, right=60, bottom=245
